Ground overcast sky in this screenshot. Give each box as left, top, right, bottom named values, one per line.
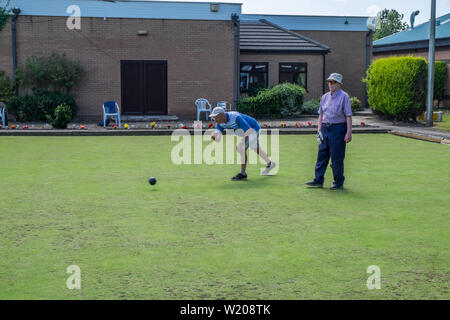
left=159, top=0, right=450, bottom=25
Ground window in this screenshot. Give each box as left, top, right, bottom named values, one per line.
left=240, top=63, right=268, bottom=93
left=279, top=63, right=307, bottom=89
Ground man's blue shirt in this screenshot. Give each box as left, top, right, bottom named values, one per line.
left=215, top=112, right=260, bottom=136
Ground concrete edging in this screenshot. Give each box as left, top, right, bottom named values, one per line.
left=390, top=130, right=450, bottom=145
left=0, top=127, right=389, bottom=136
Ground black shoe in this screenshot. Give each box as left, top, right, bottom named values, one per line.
left=330, top=184, right=343, bottom=190
left=305, top=180, right=323, bottom=188
left=231, top=173, right=247, bottom=181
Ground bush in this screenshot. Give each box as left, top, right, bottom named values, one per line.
left=8, top=94, right=38, bottom=121
left=7, top=89, right=77, bottom=121
left=16, top=52, right=84, bottom=93
left=364, top=56, right=427, bottom=121
left=302, top=98, right=320, bottom=115
left=350, top=97, right=363, bottom=112
left=433, top=61, right=447, bottom=104
left=0, top=1, right=11, bottom=32
left=248, top=83, right=268, bottom=97
left=47, top=104, right=73, bottom=129
left=0, top=70, right=14, bottom=104
left=237, top=83, right=306, bottom=118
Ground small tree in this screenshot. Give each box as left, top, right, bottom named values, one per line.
left=374, top=9, right=409, bottom=41
left=16, top=52, right=84, bottom=93
left=0, top=70, right=14, bottom=104
left=0, top=0, right=11, bottom=32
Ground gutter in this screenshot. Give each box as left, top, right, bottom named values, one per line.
left=373, top=37, right=450, bottom=53
left=11, top=7, right=20, bottom=95
left=231, top=13, right=239, bottom=108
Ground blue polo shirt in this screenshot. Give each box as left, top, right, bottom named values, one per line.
left=215, top=112, right=260, bottom=136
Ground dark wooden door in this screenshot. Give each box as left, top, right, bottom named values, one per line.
left=121, top=60, right=167, bottom=115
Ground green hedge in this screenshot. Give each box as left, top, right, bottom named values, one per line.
left=350, top=97, right=363, bottom=112
left=434, top=61, right=447, bottom=103
left=237, top=83, right=306, bottom=118
left=8, top=89, right=77, bottom=122
left=365, top=56, right=427, bottom=121
left=302, top=98, right=320, bottom=115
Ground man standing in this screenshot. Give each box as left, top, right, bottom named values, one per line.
left=210, top=107, right=276, bottom=181
left=306, top=73, right=352, bottom=190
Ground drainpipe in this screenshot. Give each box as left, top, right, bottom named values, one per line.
left=322, top=52, right=326, bottom=94
left=231, top=13, right=239, bottom=108
left=11, top=7, right=21, bottom=95
left=365, top=30, right=372, bottom=108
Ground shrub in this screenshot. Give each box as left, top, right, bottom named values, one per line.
left=33, top=89, right=77, bottom=120
left=302, top=98, right=320, bottom=115
left=16, top=52, right=84, bottom=93
left=248, top=83, right=268, bottom=97
left=350, top=97, right=363, bottom=112
left=0, top=70, right=14, bottom=104
left=7, top=94, right=39, bottom=121
left=0, top=1, right=11, bottom=32
left=433, top=61, right=447, bottom=104
left=46, top=104, right=73, bottom=129
left=7, top=89, right=77, bottom=121
left=364, top=56, right=427, bottom=121
left=237, top=83, right=306, bottom=118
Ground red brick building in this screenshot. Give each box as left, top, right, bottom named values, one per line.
left=1, top=0, right=372, bottom=120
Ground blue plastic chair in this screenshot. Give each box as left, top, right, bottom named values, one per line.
left=102, top=101, right=121, bottom=127
left=217, top=101, right=233, bottom=111
left=195, top=98, right=212, bottom=121
left=0, top=102, right=6, bottom=128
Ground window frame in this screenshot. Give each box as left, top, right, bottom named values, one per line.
left=239, top=62, right=269, bottom=93
left=278, top=62, right=308, bottom=90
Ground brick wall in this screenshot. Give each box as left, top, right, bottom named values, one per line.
left=296, top=30, right=371, bottom=106
left=0, top=16, right=236, bottom=120
left=240, top=52, right=324, bottom=101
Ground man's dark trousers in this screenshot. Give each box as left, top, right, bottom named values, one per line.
left=314, top=122, right=347, bottom=186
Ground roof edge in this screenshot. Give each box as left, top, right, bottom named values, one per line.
left=260, top=19, right=330, bottom=52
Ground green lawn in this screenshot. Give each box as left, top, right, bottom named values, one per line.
left=0, top=134, right=449, bottom=299
left=436, top=111, right=450, bottom=131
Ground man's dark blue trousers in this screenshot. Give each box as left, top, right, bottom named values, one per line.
left=314, top=122, right=347, bottom=187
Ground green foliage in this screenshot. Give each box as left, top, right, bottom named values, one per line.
left=237, top=83, right=306, bottom=118
left=7, top=89, right=77, bottom=122
left=0, top=70, right=14, bottom=104
left=248, top=83, right=268, bottom=97
left=373, top=9, right=409, bottom=41
left=433, top=61, right=447, bottom=103
left=46, top=104, right=73, bottom=129
left=350, top=97, right=363, bottom=112
left=364, top=56, right=427, bottom=121
left=8, top=94, right=39, bottom=122
left=302, top=98, right=321, bottom=115
left=16, top=52, right=84, bottom=93
left=0, top=0, right=11, bottom=32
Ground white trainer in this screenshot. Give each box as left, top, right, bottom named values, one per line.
left=262, top=161, right=276, bottom=175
